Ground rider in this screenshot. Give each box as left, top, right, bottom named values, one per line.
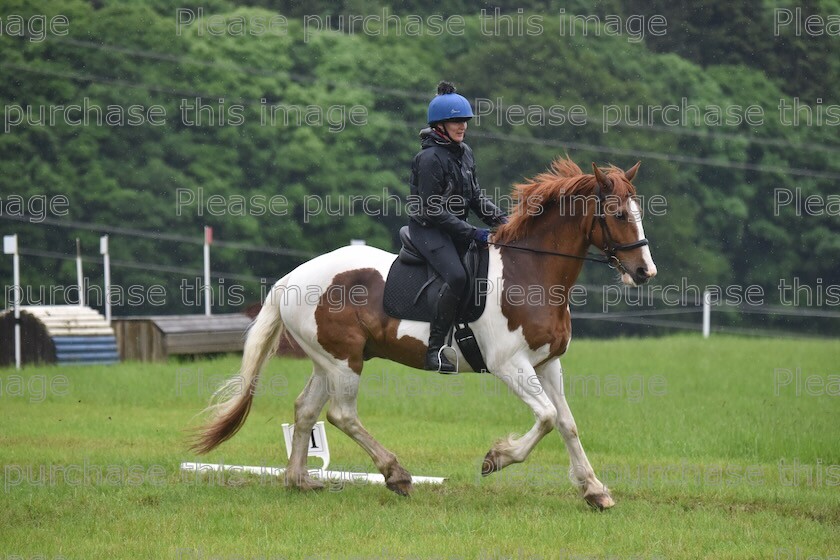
left=408, top=81, right=507, bottom=373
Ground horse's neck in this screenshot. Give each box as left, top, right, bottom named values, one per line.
left=530, top=200, right=589, bottom=246
left=508, top=208, right=591, bottom=292
left=496, top=209, right=590, bottom=344
left=546, top=211, right=590, bottom=285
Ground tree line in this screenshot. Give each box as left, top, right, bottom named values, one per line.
left=1, top=0, right=838, bottom=336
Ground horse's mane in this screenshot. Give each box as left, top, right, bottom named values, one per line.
left=494, top=156, right=636, bottom=243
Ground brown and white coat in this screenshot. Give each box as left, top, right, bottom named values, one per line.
left=192, top=158, right=657, bottom=510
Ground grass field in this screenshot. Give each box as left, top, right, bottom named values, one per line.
left=1, top=335, right=838, bottom=559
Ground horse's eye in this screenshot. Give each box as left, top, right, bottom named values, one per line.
left=616, top=212, right=625, bottom=220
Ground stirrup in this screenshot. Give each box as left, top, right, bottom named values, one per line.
left=437, top=345, right=458, bottom=374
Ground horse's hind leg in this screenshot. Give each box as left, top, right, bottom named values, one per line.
left=537, top=359, right=615, bottom=510
left=285, top=366, right=330, bottom=491
left=325, top=364, right=413, bottom=496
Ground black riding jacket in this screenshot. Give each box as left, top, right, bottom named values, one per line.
left=408, top=128, right=506, bottom=245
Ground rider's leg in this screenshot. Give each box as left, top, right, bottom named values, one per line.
left=426, top=281, right=461, bottom=372
left=421, top=241, right=467, bottom=373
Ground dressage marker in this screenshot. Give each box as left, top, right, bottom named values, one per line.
left=181, top=421, right=446, bottom=485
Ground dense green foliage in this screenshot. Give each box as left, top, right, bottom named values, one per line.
left=1, top=1, right=838, bottom=334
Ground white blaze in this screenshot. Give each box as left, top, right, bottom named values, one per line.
left=629, top=199, right=657, bottom=277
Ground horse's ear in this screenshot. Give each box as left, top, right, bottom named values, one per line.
left=592, top=163, right=612, bottom=192
left=624, top=161, right=641, bottom=182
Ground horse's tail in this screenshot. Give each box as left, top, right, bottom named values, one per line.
left=189, top=281, right=287, bottom=454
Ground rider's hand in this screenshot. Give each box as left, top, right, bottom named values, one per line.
left=473, top=228, right=490, bottom=248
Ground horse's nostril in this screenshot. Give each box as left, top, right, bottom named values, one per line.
left=636, top=267, right=649, bottom=278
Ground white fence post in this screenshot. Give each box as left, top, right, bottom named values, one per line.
left=204, top=226, right=212, bottom=316
left=76, top=238, right=84, bottom=307
left=702, top=290, right=711, bottom=338
left=4, top=234, right=21, bottom=369
left=100, top=235, right=111, bottom=325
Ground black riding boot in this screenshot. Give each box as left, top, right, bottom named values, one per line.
left=425, top=283, right=459, bottom=374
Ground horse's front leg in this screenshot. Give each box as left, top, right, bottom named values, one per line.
left=536, top=359, right=615, bottom=510
left=481, top=358, right=557, bottom=476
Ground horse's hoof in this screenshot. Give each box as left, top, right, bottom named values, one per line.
left=584, top=492, right=616, bottom=511
left=481, top=450, right=501, bottom=476
left=385, top=464, right=413, bottom=496
left=386, top=479, right=413, bottom=496
left=285, top=473, right=325, bottom=492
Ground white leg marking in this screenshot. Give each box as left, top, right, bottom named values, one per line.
left=485, top=358, right=557, bottom=472
left=286, top=367, right=330, bottom=489
left=537, top=359, right=613, bottom=504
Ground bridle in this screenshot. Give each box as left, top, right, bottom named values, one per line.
left=490, top=184, right=649, bottom=273
left=587, top=183, right=649, bottom=272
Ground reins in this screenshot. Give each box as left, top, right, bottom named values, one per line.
left=488, top=241, right=614, bottom=266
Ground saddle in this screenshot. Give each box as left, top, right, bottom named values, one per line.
left=384, top=226, right=489, bottom=322
left=383, top=226, right=490, bottom=372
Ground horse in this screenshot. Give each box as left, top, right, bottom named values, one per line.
left=190, top=156, right=657, bottom=510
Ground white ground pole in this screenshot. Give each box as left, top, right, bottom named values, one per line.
left=4, top=234, right=21, bottom=370
left=702, top=289, right=711, bottom=339
left=100, top=235, right=111, bottom=325
left=204, top=226, right=212, bottom=317
left=75, top=238, right=84, bottom=307
left=181, top=421, right=446, bottom=485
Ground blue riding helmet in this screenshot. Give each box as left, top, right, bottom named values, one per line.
left=427, top=92, right=474, bottom=124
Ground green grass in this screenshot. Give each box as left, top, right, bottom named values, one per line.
left=1, top=335, right=838, bottom=559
